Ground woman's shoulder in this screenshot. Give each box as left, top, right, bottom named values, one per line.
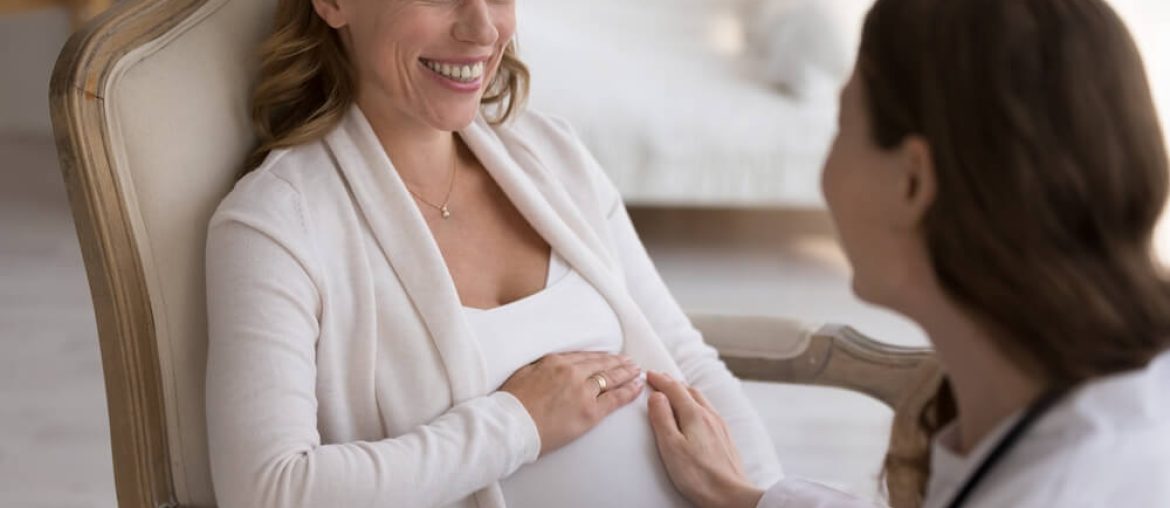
left=490, top=108, right=622, bottom=211
left=999, top=434, right=1170, bottom=507
left=250, top=138, right=340, bottom=194
left=495, top=107, right=579, bottom=145
left=986, top=373, right=1170, bottom=507
left=493, top=108, right=603, bottom=169
left=217, top=138, right=341, bottom=212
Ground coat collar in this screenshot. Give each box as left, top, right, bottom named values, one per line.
left=465, top=117, right=684, bottom=376
left=458, top=116, right=621, bottom=302
left=324, top=104, right=487, bottom=402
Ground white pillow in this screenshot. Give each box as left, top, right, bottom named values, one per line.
left=738, top=0, right=871, bottom=97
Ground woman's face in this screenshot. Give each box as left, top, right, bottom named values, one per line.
left=314, top=0, right=516, bottom=131
left=821, top=71, right=935, bottom=309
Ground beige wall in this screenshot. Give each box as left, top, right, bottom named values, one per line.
left=0, top=8, right=72, bottom=135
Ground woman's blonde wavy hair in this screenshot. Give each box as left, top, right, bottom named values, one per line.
left=243, top=0, right=530, bottom=173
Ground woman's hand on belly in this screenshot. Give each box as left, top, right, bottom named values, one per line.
left=501, top=352, right=644, bottom=457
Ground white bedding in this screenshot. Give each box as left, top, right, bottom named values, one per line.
left=518, top=0, right=862, bottom=207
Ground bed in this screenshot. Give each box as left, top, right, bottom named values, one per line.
left=519, top=0, right=866, bottom=208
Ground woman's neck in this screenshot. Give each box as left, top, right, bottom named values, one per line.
left=907, top=293, right=1044, bottom=454
left=356, top=97, right=459, bottom=191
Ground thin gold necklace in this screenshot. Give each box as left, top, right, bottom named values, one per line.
left=406, top=141, right=458, bottom=220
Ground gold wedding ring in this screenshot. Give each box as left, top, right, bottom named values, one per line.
left=589, top=373, right=608, bottom=394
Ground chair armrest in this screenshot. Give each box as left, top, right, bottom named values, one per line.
left=689, top=313, right=934, bottom=408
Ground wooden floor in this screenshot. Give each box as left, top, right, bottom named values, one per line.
left=0, top=132, right=925, bottom=507
left=0, top=133, right=116, bottom=507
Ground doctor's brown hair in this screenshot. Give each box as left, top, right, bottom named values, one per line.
left=857, top=0, right=1170, bottom=505
left=243, top=0, right=529, bottom=173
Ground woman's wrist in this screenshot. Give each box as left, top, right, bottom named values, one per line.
left=489, top=391, right=542, bottom=464
left=694, top=477, right=764, bottom=508
left=724, top=481, right=765, bottom=508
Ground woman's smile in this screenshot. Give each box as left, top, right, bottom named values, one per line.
left=419, top=57, right=489, bottom=92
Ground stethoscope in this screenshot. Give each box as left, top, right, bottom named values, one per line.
left=944, top=389, right=1068, bottom=508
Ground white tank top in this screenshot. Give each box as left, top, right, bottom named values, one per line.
left=463, top=252, right=691, bottom=507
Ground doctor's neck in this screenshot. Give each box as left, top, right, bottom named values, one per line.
left=903, top=289, right=1045, bottom=456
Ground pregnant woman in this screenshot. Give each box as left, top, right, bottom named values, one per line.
left=203, top=0, right=781, bottom=507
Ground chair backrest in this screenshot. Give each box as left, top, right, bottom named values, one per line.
left=50, top=0, right=274, bottom=505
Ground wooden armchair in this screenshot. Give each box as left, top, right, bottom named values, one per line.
left=49, top=0, right=939, bottom=506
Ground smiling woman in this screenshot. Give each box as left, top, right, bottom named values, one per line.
left=203, top=1, right=782, bottom=507
left=244, top=0, right=529, bottom=172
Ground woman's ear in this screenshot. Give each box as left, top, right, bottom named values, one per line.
left=894, top=135, right=937, bottom=227
left=312, top=0, right=348, bottom=29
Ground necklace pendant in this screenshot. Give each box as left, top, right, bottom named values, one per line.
left=441, top=205, right=451, bottom=219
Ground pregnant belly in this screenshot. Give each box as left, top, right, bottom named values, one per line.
left=500, top=391, right=693, bottom=508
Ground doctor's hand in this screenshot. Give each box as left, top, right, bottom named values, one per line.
left=502, top=352, right=644, bottom=457
left=647, top=371, right=764, bottom=508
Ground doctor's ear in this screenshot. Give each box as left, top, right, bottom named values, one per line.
left=893, top=135, right=937, bottom=227
left=312, top=0, right=348, bottom=29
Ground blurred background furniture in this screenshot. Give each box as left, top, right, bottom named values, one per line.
left=0, top=0, right=112, bottom=29
left=520, top=0, right=871, bottom=207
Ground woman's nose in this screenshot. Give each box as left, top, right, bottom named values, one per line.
left=453, top=0, right=500, bottom=46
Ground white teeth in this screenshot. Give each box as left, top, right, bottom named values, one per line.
left=423, top=59, right=485, bottom=83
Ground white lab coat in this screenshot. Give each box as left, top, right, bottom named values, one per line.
left=760, top=349, right=1170, bottom=507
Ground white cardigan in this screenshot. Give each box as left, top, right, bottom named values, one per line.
left=205, top=104, right=783, bottom=508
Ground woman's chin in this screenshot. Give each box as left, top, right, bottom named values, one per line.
left=425, top=107, right=482, bottom=133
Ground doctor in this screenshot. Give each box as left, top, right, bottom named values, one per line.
left=647, top=0, right=1170, bottom=506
